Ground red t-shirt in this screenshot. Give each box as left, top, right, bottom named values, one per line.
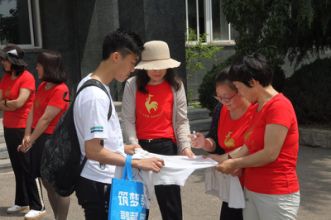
left=244, top=93, right=299, bottom=194
left=32, top=82, right=69, bottom=134
left=218, top=104, right=256, bottom=153
left=135, top=81, right=175, bottom=141
left=0, top=71, right=35, bottom=128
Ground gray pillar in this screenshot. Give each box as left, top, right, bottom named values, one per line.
left=39, top=0, right=120, bottom=88
left=38, top=0, right=83, bottom=87
left=118, top=0, right=187, bottom=84
left=75, top=0, right=120, bottom=77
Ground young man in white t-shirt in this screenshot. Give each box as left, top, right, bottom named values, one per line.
left=73, top=30, right=164, bottom=220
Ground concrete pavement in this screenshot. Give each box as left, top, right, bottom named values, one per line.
left=0, top=145, right=330, bottom=220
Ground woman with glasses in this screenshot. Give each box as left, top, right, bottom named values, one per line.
left=0, top=44, right=45, bottom=219
left=190, top=68, right=256, bottom=220
left=214, top=53, right=300, bottom=220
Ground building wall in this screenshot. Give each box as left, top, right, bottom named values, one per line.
left=118, top=0, right=187, bottom=82
left=20, top=0, right=186, bottom=101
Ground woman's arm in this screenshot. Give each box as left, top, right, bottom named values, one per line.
left=217, top=124, right=288, bottom=173
left=174, top=82, right=192, bottom=154
left=121, top=78, right=139, bottom=145
left=0, top=90, right=14, bottom=111
left=18, top=106, right=61, bottom=152
left=30, top=106, right=61, bottom=143
left=85, top=138, right=164, bottom=172
left=190, top=132, right=216, bottom=152
left=19, top=105, right=35, bottom=149
left=4, top=88, right=32, bottom=111
left=208, top=144, right=249, bottom=164
left=0, top=90, right=6, bottom=111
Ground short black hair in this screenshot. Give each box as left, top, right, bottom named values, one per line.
left=229, top=53, right=273, bottom=87
left=135, top=69, right=181, bottom=94
left=215, top=67, right=237, bottom=92
left=102, top=29, right=143, bottom=60
left=10, top=64, right=25, bottom=76
left=37, top=51, right=67, bottom=84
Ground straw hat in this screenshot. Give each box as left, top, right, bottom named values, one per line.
left=0, top=44, right=27, bottom=67
left=135, top=41, right=180, bottom=70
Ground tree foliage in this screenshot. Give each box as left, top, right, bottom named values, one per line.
left=186, top=29, right=222, bottom=103
left=283, top=58, right=331, bottom=124
left=222, top=0, right=331, bottom=65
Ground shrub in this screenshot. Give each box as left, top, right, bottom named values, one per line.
left=186, top=29, right=222, bottom=103
left=283, top=58, right=331, bottom=125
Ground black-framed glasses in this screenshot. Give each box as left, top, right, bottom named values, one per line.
left=213, top=92, right=237, bottom=103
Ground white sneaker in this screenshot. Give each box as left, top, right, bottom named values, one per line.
left=24, top=209, right=46, bottom=220
left=7, top=205, right=29, bottom=213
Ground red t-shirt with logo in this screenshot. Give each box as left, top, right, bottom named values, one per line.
left=0, top=71, right=35, bottom=128
left=244, top=93, right=299, bottom=194
left=218, top=104, right=256, bottom=153
left=135, top=81, right=175, bottom=141
left=32, top=82, right=69, bottom=134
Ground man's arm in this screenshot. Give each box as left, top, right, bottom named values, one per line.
left=85, top=138, right=164, bottom=172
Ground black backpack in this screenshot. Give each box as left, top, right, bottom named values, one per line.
left=40, top=79, right=112, bottom=197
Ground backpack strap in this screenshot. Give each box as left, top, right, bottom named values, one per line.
left=75, top=79, right=113, bottom=120
left=74, top=79, right=113, bottom=171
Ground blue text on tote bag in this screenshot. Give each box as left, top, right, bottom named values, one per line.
left=109, top=155, right=146, bottom=220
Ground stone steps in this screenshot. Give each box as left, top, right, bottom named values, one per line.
left=188, top=107, right=210, bottom=121
left=0, top=158, right=11, bottom=173
left=190, top=118, right=212, bottom=133
left=0, top=143, right=8, bottom=159
left=299, top=127, right=331, bottom=148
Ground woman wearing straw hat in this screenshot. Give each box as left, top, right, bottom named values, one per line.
left=0, top=44, right=46, bottom=219
left=122, top=40, right=194, bottom=220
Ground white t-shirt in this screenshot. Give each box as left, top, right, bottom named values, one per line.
left=74, top=74, right=125, bottom=184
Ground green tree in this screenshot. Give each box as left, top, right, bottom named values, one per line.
left=222, top=0, right=331, bottom=65
left=185, top=29, right=222, bottom=104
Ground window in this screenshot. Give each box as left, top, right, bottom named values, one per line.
left=0, top=0, right=42, bottom=48
left=185, top=0, right=237, bottom=45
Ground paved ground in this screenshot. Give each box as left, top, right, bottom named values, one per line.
left=0, top=145, right=330, bottom=220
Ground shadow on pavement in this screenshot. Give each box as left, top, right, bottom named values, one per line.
left=0, top=207, right=26, bottom=217
left=297, top=146, right=331, bottom=215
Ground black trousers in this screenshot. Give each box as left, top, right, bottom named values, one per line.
left=220, top=201, right=243, bottom=220
left=139, top=139, right=182, bottom=220
left=31, top=133, right=50, bottom=178
left=4, top=128, right=44, bottom=210
left=76, top=176, right=111, bottom=220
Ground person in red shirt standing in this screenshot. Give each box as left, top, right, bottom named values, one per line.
left=18, top=51, right=70, bottom=220
left=0, top=44, right=44, bottom=216
left=122, top=40, right=194, bottom=220
left=213, top=53, right=300, bottom=220
left=190, top=69, right=256, bottom=220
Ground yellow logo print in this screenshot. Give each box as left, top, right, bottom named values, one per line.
left=244, top=130, right=252, bottom=142
left=224, top=131, right=235, bottom=148
left=145, top=94, right=158, bottom=113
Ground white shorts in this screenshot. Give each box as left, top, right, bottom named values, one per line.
left=243, top=188, right=300, bottom=220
